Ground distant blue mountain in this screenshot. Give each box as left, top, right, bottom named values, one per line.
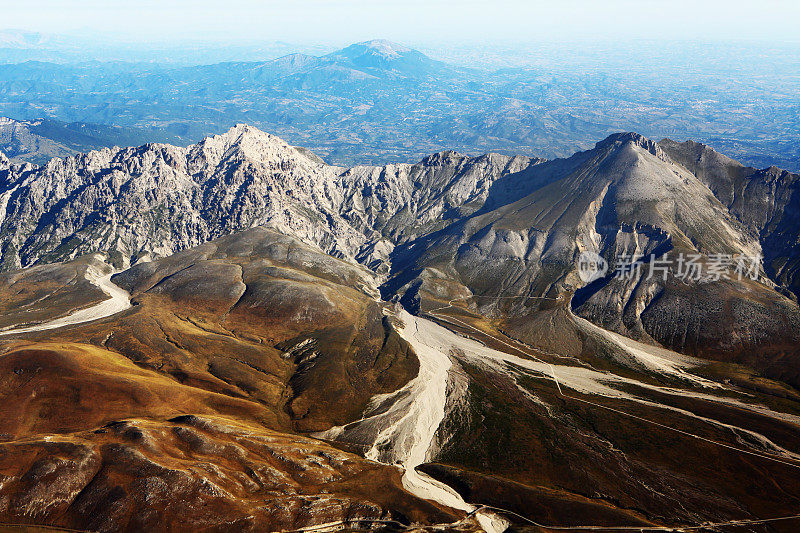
left=0, top=38, right=798, bottom=171
left=325, top=39, right=450, bottom=77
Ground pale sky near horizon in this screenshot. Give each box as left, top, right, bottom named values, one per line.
left=2, top=0, right=799, bottom=44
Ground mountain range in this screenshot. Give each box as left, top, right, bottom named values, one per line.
left=0, top=125, right=799, bottom=532
left=2, top=38, right=799, bottom=171
left=0, top=116, right=167, bottom=165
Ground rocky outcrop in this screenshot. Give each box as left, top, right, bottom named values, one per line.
left=660, top=138, right=800, bottom=299
left=0, top=415, right=458, bottom=532
left=1, top=126, right=798, bottom=371
left=0, top=124, right=540, bottom=274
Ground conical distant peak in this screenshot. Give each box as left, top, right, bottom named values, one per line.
left=330, top=39, right=429, bottom=64
left=357, top=39, right=413, bottom=56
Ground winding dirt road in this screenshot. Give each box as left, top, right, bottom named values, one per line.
left=0, top=263, right=131, bottom=336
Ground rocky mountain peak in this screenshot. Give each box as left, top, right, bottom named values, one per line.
left=596, top=132, right=669, bottom=162
left=205, top=123, right=282, bottom=149
left=420, top=150, right=466, bottom=166
left=357, top=39, right=413, bottom=58
left=658, top=138, right=742, bottom=173
left=327, top=40, right=438, bottom=76
left=0, top=126, right=528, bottom=271
left=188, top=124, right=320, bottom=170
left=763, top=165, right=790, bottom=178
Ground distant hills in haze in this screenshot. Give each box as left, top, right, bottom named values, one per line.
left=0, top=35, right=798, bottom=171
left=0, top=117, right=178, bottom=164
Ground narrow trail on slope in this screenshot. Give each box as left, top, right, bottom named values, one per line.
left=426, top=296, right=800, bottom=466
left=422, top=295, right=800, bottom=530
left=0, top=261, right=132, bottom=336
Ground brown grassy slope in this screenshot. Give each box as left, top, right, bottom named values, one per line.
left=0, top=257, right=108, bottom=330
left=0, top=415, right=458, bottom=532
left=0, top=228, right=447, bottom=532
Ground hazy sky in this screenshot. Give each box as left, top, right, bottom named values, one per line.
left=3, top=0, right=800, bottom=44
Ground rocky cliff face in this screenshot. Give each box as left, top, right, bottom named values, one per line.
left=660, top=138, right=800, bottom=300
left=0, top=124, right=540, bottom=274
left=1, top=126, right=798, bottom=369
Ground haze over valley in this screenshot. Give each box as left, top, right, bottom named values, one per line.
left=1, top=32, right=799, bottom=171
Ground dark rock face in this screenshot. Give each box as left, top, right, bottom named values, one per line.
left=660, top=138, right=800, bottom=300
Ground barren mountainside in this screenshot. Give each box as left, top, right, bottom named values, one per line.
left=1, top=126, right=800, bottom=532
left=0, top=124, right=540, bottom=273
